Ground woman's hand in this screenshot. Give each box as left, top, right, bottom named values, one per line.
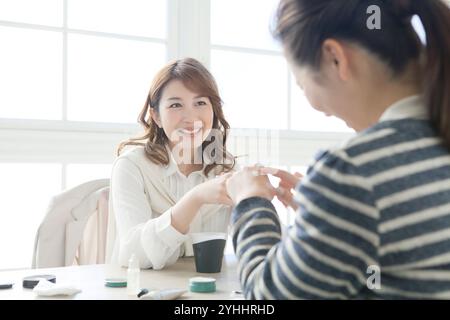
left=190, top=172, right=234, bottom=206
left=226, top=166, right=277, bottom=205
left=259, top=167, right=303, bottom=210
left=171, top=172, right=233, bottom=234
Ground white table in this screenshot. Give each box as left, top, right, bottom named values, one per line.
left=0, top=255, right=242, bottom=300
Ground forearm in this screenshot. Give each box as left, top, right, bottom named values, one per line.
left=231, top=197, right=282, bottom=299
left=170, top=189, right=203, bottom=234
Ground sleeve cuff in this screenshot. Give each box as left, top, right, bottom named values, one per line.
left=154, top=208, right=189, bottom=250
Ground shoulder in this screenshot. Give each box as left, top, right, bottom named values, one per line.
left=116, top=146, right=147, bottom=163
left=302, top=119, right=438, bottom=190
left=112, top=146, right=167, bottom=176
left=324, top=119, right=440, bottom=172
left=301, top=126, right=395, bottom=192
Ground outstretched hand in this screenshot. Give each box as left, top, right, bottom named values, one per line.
left=258, top=167, right=303, bottom=210
left=225, top=166, right=277, bottom=205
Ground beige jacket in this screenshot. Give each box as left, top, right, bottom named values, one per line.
left=32, top=179, right=110, bottom=268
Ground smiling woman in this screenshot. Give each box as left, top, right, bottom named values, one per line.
left=107, top=58, right=236, bottom=270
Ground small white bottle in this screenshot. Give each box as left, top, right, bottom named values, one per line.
left=127, top=253, right=140, bottom=296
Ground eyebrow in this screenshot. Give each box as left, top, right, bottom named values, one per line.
left=166, top=96, right=207, bottom=101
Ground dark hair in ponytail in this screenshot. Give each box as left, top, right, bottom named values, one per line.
left=411, top=0, right=450, bottom=149
left=273, top=0, right=450, bottom=148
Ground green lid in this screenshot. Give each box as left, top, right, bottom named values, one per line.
left=189, top=277, right=216, bottom=293
left=104, top=278, right=127, bottom=288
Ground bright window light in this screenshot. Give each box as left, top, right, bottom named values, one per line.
left=68, top=0, right=167, bottom=39
left=66, top=163, right=112, bottom=189
left=211, top=0, right=280, bottom=51
left=211, top=50, right=288, bottom=129
left=0, top=0, right=62, bottom=27
left=0, top=164, right=61, bottom=270
left=0, top=27, right=62, bottom=120
left=67, top=34, right=166, bottom=123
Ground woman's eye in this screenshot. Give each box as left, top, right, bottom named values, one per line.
left=169, top=103, right=182, bottom=108
left=196, top=101, right=207, bottom=106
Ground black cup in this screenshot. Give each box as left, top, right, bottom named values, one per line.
left=191, top=232, right=227, bottom=273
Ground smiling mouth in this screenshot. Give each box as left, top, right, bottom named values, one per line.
left=178, top=127, right=202, bottom=135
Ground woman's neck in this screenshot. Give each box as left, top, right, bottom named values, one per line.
left=177, top=162, right=203, bottom=177
left=168, top=144, right=204, bottom=177
left=353, top=61, right=423, bottom=131
left=356, top=86, right=422, bottom=131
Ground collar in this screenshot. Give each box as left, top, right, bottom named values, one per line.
left=379, top=95, right=428, bottom=122
left=163, top=145, right=208, bottom=179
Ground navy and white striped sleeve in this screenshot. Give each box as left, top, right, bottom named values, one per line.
left=231, top=150, right=380, bottom=299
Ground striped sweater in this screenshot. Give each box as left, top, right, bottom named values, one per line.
left=231, top=96, right=450, bottom=299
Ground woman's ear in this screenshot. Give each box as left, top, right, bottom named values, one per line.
left=150, top=108, right=162, bottom=128
left=322, top=39, right=351, bottom=81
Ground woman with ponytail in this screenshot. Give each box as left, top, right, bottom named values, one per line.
left=226, top=0, right=450, bottom=299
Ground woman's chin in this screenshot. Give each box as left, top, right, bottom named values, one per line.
left=174, top=134, right=204, bottom=148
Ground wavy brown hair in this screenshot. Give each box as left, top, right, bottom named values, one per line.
left=118, top=58, right=235, bottom=176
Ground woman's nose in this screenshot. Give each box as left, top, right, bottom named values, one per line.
left=181, top=109, right=200, bottom=122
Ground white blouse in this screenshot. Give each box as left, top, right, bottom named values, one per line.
left=106, top=146, right=232, bottom=269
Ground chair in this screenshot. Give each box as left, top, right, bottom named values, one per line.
left=32, top=179, right=110, bottom=268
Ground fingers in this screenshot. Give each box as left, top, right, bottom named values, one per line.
left=260, top=167, right=300, bottom=185
left=275, top=187, right=291, bottom=202
left=221, top=196, right=234, bottom=206
left=259, top=167, right=285, bottom=177
left=294, top=172, right=303, bottom=178
left=278, top=180, right=293, bottom=189
left=275, top=186, right=299, bottom=210
left=258, top=167, right=280, bottom=175
left=276, top=194, right=291, bottom=209
left=241, top=165, right=269, bottom=177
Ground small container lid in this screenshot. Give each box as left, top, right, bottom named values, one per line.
left=104, top=278, right=127, bottom=288
left=189, top=277, right=216, bottom=293
left=22, top=274, right=56, bottom=289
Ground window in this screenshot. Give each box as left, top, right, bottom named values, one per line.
left=210, top=0, right=352, bottom=133
left=210, top=0, right=353, bottom=229
left=0, top=0, right=168, bottom=269
left=0, top=26, right=62, bottom=120
left=0, top=164, right=61, bottom=270
left=211, top=50, right=288, bottom=130
left=66, top=164, right=113, bottom=189
left=67, top=34, right=165, bottom=123
left=0, top=0, right=62, bottom=26
left=0, top=0, right=167, bottom=123
left=67, top=0, right=166, bottom=39
left=210, top=0, right=287, bottom=130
